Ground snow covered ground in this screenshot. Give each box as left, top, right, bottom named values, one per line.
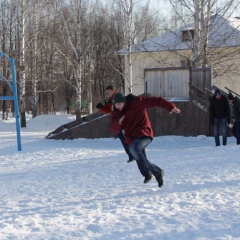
left=0, top=114, right=239, bottom=240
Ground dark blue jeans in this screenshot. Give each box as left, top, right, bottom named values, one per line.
left=213, top=117, right=227, bottom=146
left=231, top=121, right=240, bottom=145
left=129, top=136, right=162, bottom=178
left=117, top=131, right=134, bottom=160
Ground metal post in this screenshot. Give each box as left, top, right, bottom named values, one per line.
left=0, top=51, right=22, bottom=151
left=10, top=58, right=22, bottom=151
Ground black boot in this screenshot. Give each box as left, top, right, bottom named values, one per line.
left=127, top=157, right=134, bottom=163
left=144, top=174, right=155, bottom=184
left=156, top=170, right=165, bottom=188
left=127, top=154, right=135, bottom=163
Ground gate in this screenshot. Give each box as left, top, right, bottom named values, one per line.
left=144, top=67, right=212, bottom=99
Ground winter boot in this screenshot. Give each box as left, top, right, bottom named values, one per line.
left=144, top=174, right=155, bottom=184
left=156, top=170, right=165, bottom=188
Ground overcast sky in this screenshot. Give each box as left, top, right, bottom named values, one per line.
left=150, top=0, right=172, bottom=13
left=100, top=0, right=239, bottom=19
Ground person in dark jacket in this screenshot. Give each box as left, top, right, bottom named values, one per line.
left=228, top=93, right=240, bottom=145
left=110, top=93, right=181, bottom=188
left=209, top=89, right=230, bottom=146
left=96, top=85, right=134, bottom=162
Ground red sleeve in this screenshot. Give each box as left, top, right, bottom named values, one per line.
left=99, top=94, right=115, bottom=113
left=99, top=104, right=112, bottom=114
left=137, top=96, right=176, bottom=112
left=110, top=111, right=122, bottom=134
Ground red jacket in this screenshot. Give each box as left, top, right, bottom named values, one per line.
left=110, top=94, right=176, bottom=147
left=99, top=91, right=117, bottom=114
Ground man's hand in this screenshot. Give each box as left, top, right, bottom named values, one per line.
left=170, top=107, right=181, bottom=114
left=96, top=103, right=103, bottom=109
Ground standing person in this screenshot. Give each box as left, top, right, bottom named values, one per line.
left=110, top=93, right=181, bottom=188
left=209, top=89, right=230, bottom=146
left=228, top=93, right=240, bottom=145
left=96, top=85, right=134, bottom=162
left=96, top=85, right=117, bottom=113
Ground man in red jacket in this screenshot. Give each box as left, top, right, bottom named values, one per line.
left=110, top=93, right=181, bottom=188
left=96, top=85, right=134, bottom=162
left=96, top=85, right=116, bottom=113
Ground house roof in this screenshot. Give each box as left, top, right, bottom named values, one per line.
left=118, top=14, right=240, bottom=55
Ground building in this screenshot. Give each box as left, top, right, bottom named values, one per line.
left=118, top=14, right=240, bottom=97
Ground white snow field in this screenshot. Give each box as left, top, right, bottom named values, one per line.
left=0, top=114, right=239, bottom=240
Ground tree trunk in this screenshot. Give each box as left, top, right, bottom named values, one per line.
left=19, top=0, right=26, bottom=127
left=75, top=1, right=82, bottom=120
left=126, top=0, right=133, bottom=93
left=32, top=1, right=39, bottom=118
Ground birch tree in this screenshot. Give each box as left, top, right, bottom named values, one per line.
left=1, top=0, right=162, bottom=115
left=18, top=0, right=43, bottom=123
left=0, top=0, right=19, bottom=119
left=74, top=0, right=82, bottom=120
left=117, top=0, right=134, bottom=93
left=57, top=0, right=86, bottom=120
left=30, top=0, right=39, bottom=118
left=19, top=0, right=27, bottom=127
left=114, top=0, right=157, bottom=94
left=0, top=0, right=8, bottom=119
left=169, top=0, right=240, bottom=70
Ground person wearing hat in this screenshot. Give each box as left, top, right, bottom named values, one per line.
left=110, top=93, right=181, bottom=188
left=209, top=89, right=231, bottom=146
left=95, top=85, right=134, bottom=162
left=228, top=92, right=240, bottom=145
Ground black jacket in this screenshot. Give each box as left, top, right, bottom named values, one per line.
left=209, top=95, right=230, bottom=119
left=232, top=97, right=240, bottom=122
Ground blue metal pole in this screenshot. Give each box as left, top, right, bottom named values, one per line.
left=0, top=51, right=22, bottom=151
left=10, top=58, right=22, bottom=151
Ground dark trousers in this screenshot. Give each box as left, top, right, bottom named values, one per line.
left=129, top=136, right=162, bottom=178
left=231, top=121, right=240, bottom=145
left=213, top=117, right=227, bottom=146
left=117, top=131, right=134, bottom=160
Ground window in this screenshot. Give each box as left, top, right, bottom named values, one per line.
left=181, top=59, right=191, bottom=67
left=182, top=30, right=194, bottom=42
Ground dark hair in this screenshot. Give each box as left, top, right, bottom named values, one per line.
left=106, top=85, right=114, bottom=90
left=228, top=93, right=235, bottom=101
left=215, top=89, right=221, bottom=96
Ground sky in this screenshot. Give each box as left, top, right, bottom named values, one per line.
left=149, top=0, right=240, bottom=19
left=0, top=114, right=239, bottom=239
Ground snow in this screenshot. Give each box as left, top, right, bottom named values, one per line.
left=0, top=114, right=239, bottom=240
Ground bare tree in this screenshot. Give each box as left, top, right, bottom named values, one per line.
left=31, top=0, right=40, bottom=118
left=55, top=0, right=89, bottom=120
left=0, top=0, right=8, bottom=120
left=0, top=0, right=20, bottom=119
left=1, top=0, right=163, bottom=118
left=168, top=0, right=240, bottom=71
left=116, top=0, right=135, bottom=93
left=112, top=0, right=160, bottom=94
left=19, top=0, right=27, bottom=127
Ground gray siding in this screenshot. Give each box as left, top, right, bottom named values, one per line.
left=144, top=67, right=212, bottom=98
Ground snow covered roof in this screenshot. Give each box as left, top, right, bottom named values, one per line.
left=118, top=14, right=240, bottom=55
